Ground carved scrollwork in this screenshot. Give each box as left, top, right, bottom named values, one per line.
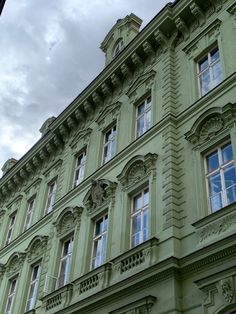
left=117, top=153, right=157, bottom=190
left=199, top=116, right=224, bottom=142
left=220, top=278, right=234, bottom=303
left=53, top=206, right=84, bottom=236
left=185, top=104, right=236, bottom=148
left=5, top=252, right=26, bottom=277
left=83, top=179, right=117, bottom=215
left=25, top=235, right=49, bottom=263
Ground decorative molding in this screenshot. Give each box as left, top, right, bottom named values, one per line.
left=109, top=295, right=157, bottom=314
left=69, top=128, right=92, bottom=153
left=53, top=206, right=83, bottom=236
left=5, top=252, right=26, bottom=277
left=185, top=104, right=236, bottom=148
left=117, top=153, right=157, bottom=191
left=25, top=235, right=49, bottom=263
left=195, top=210, right=236, bottom=243
left=95, top=101, right=121, bottom=127
left=83, top=179, right=117, bottom=215
left=126, top=70, right=156, bottom=103
left=183, top=19, right=222, bottom=59
left=220, top=277, right=234, bottom=303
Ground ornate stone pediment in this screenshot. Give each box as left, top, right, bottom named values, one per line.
left=117, top=153, right=157, bottom=190
left=5, top=252, right=26, bottom=277
left=69, top=128, right=92, bottom=152
left=25, top=235, right=48, bottom=263
left=185, top=104, right=236, bottom=148
left=54, top=206, right=83, bottom=236
left=95, top=101, right=121, bottom=127
left=126, top=70, right=156, bottom=102
left=83, top=179, right=117, bottom=214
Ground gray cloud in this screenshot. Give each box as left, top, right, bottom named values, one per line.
left=0, top=0, right=171, bottom=174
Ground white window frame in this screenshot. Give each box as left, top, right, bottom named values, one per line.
left=205, top=141, right=236, bottom=213
left=130, top=187, right=149, bottom=248
left=91, top=213, right=108, bottom=269
left=5, top=214, right=16, bottom=245
left=24, top=198, right=35, bottom=231
left=102, top=125, right=116, bottom=164
left=45, top=180, right=57, bottom=214
left=197, top=46, right=222, bottom=96
left=25, top=264, right=41, bottom=312
left=57, top=236, right=74, bottom=288
left=74, top=151, right=86, bottom=187
left=5, top=277, right=18, bottom=314
left=136, top=96, right=152, bottom=138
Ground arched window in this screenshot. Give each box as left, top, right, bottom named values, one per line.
left=113, top=39, right=124, bottom=58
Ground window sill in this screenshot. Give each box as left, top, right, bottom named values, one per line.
left=192, top=202, right=236, bottom=245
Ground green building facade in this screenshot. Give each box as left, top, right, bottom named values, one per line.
left=1, top=0, right=236, bottom=313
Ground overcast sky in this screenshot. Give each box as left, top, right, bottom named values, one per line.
left=0, top=0, right=171, bottom=176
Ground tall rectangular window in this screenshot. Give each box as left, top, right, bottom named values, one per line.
left=5, top=277, right=18, bottom=314
left=91, top=214, right=108, bottom=269
left=103, top=125, right=116, bottom=164
left=24, top=198, right=35, bottom=231
left=205, top=142, right=236, bottom=212
left=5, top=214, right=16, bottom=245
left=25, top=264, right=41, bottom=312
left=74, top=151, right=86, bottom=187
left=131, top=188, right=149, bottom=248
left=57, top=236, right=74, bottom=288
left=136, top=96, right=151, bottom=138
left=198, top=47, right=222, bottom=96
left=45, top=180, right=57, bottom=214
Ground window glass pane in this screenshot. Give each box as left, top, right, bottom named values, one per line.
left=226, top=184, right=236, bottom=205
left=209, top=173, right=222, bottom=195
left=206, top=151, right=219, bottom=173
left=146, top=96, right=151, bottom=108
left=133, top=193, right=142, bottom=212
left=137, top=103, right=145, bottom=115
left=222, top=143, right=233, bottom=164
left=211, top=48, right=219, bottom=62
left=143, top=189, right=149, bottom=206
left=132, top=213, right=141, bottom=233
left=199, top=56, right=209, bottom=72
left=137, top=116, right=145, bottom=137
left=95, top=218, right=103, bottom=236
left=210, top=193, right=222, bottom=212
left=212, top=62, right=222, bottom=86
left=103, top=215, right=108, bottom=232
left=200, top=70, right=210, bottom=95
left=132, top=233, right=140, bottom=247
left=146, top=110, right=151, bottom=131
left=224, top=165, right=236, bottom=188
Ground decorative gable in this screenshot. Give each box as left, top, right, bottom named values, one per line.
left=69, top=128, right=92, bottom=154
left=185, top=104, right=236, bottom=149
left=5, top=252, right=26, bottom=277
left=25, top=235, right=48, bottom=263
left=83, top=179, right=117, bottom=215
left=53, top=206, right=83, bottom=236
left=126, top=70, right=156, bottom=103
left=117, top=153, right=158, bottom=191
